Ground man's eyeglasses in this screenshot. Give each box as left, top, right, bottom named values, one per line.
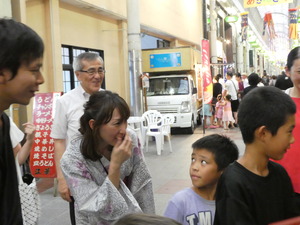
left=79, top=68, right=106, bottom=76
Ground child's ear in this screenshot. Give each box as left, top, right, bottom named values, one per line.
left=0, top=69, right=11, bottom=84
left=255, top=125, right=271, bottom=141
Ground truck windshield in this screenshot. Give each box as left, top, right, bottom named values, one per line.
left=147, top=77, right=189, bottom=96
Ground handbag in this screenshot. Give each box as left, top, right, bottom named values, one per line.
left=15, top=156, right=40, bottom=225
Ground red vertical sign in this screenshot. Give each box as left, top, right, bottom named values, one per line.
left=29, top=92, right=62, bottom=178
left=201, top=39, right=213, bottom=104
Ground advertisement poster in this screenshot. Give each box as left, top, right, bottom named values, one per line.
left=29, top=92, right=61, bottom=178
left=241, top=12, right=249, bottom=42
left=201, top=39, right=213, bottom=104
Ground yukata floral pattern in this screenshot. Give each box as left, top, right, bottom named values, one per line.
left=61, top=128, right=155, bottom=225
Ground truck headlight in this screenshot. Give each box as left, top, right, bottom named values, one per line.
left=180, top=101, right=191, bottom=113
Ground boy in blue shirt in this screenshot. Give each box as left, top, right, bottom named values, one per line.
left=164, top=134, right=239, bottom=225
left=214, top=87, right=299, bottom=225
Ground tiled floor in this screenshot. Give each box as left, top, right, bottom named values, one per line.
left=37, top=126, right=244, bottom=224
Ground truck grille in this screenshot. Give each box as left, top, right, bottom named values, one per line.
left=151, top=108, right=178, bottom=114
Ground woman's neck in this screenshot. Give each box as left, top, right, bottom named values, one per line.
left=290, top=87, right=300, bottom=98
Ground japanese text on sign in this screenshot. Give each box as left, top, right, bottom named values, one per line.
left=30, top=92, right=61, bottom=178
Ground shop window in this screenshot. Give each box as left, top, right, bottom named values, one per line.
left=61, top=45, right=105, bottom=93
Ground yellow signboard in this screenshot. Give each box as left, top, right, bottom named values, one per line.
left=244, top=0, right=293, bottom=8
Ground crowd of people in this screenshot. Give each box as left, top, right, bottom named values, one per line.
left=1, top=18, right=300, bottom=225
left=203, top=67, right=294, bottom=131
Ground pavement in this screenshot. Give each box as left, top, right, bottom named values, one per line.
left=37, top=125, right=245, bottom=224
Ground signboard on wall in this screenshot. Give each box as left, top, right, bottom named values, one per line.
left=244, top=0, right=292, bottom=8
left=29, top=92, right=62, bottom=178
left=150, top=52, right=182, bottom=68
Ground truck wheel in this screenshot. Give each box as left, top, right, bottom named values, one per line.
left=186, top=119, right=195, bottom=134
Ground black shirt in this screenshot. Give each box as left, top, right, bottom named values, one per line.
left=0, top=113, right=23, bottom=224
left=214, top=161, right=299, bottom=225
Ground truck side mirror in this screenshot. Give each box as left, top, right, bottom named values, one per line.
left=192, top=87, right=197, bottom=94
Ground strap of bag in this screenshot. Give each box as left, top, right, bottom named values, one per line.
left=230, top=80, right=238, bottom=93
left=15, top=155, right=23, bottom=184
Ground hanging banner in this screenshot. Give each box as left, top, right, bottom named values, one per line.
left=241, top=12, right=249, bottom=42
left=201, top=39, right=213, bottom=104
left=29, top=92, right=62, bottom=178
left=263, top=13, right=276, bottom=39
left=244, top=0, right=292, bottom=8
left=195, top=64, right=202, bottom=101
left=289, top=9, right=298, bottom=40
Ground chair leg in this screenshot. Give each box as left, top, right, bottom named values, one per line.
left=168, top=135, right=172, bottom=152
left=146, top=136, right=149, bottom=152
left=155, top=135, right=162, bottom=155
left=161, top=134, right=164, bottom=151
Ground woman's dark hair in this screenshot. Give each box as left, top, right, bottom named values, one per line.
left=79, top=91, right=130, bottom=160
left=0, top=18, right=44, bottom=78
left=287, top=46, right=300, bottom=70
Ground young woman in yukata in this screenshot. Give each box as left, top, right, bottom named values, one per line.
left=61, top=90, right=155, bottom=225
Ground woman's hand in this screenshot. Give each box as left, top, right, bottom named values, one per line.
left=110, top=132, right=132, bottom=168
left=108, top=132, right=132, bottom=188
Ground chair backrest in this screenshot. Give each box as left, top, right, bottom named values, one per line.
left=162, top=114, right=175, bottom=134
left=142, top=110, right=162, bottom=129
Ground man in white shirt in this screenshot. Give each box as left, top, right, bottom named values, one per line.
left=50, top=52, right=105, bottom=224
left=223, top=72, right=239, bottom=126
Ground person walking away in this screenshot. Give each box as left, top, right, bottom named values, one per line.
left=214, top=87, right=299, bottom=225
left=60, top=91, right=155, bottom=224
left=0, top=18, right=44, bottom=225
left=164, top=134, right=238, bottom=225
left=242, top=73, right=260, bottom=97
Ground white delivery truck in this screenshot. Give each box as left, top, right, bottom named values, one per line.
left=142, top=47, right=202, bottom=134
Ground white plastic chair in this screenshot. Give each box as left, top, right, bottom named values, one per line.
left=142, top=110, right=163, bottom=155
left=127, top=116, right=144, bottom=149
left=161, top=114, right=175, bottom=152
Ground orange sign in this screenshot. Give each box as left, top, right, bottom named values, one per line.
left=29, top=92, right=62, bottom=178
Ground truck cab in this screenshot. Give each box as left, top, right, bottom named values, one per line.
left=147, top=74, right=198, bottom=134
left=142, top=46, right=202, bottom=134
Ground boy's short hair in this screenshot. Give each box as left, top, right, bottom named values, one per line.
left=238, top=86, right=296, bottom=144
left=192, top=134, right=239, bottom=171
left=0, top=18, right=44, bottom=78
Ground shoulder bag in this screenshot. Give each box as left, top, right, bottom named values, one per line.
left=15, top=156, right=40, bottom=225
